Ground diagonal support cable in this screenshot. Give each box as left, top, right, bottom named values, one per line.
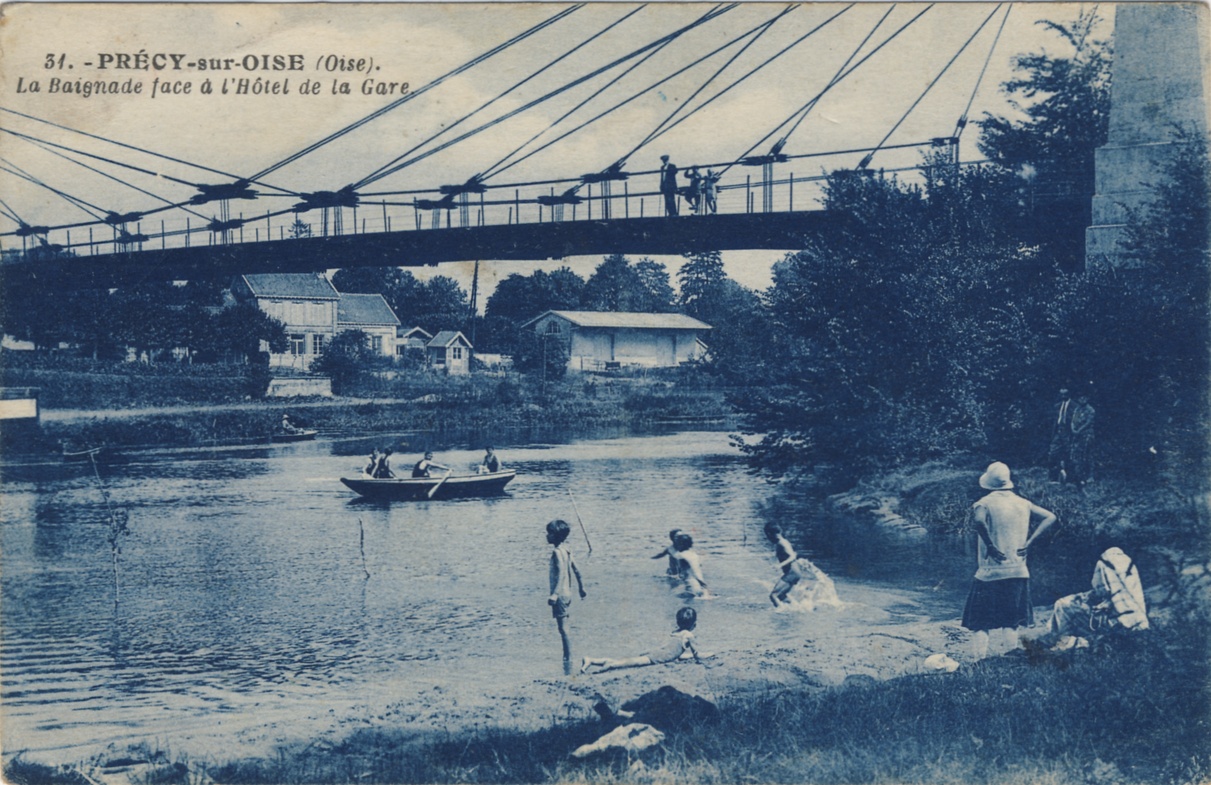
left=252, top=4, right=586, bottom=184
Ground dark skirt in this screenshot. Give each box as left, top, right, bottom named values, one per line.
left=961, top=578, right=1034, bottom=631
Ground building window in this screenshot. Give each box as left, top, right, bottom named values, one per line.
left=452, top=346, right=463, bottom=360
left=545, top=321, right=561, bottom=335
left=370, top=335, right=383, bottom=354
left=311, top=334, right=325, bottom=355
left=289, top=334, right=305, bottom=355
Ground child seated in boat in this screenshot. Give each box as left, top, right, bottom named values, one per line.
left=650, top=529, right=684, bottom=575
left=363, top=448, right=380, bottom=477
left=581, top=607, right=701, bottom=674
left=373, top=448, right=395, bottom=479
left=478, top=446, right=501, bottom=474
left=672, top=533, right=708, bottom=597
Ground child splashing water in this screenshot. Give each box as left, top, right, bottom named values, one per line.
left=764, top=523, right=841, bottom=610
left=672, top=533, right=710, bottom=598
left=581, top=607, right=702, bottom=675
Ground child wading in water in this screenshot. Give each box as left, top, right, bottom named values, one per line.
left=546, top=519, right=586, bottom=673
left=765, top=523, right=826, bottom=607
left=672, top=532, right=709, bottom=597
left=581, top=607, right=701, bottom=674
left=651, top=528, right=684, bottom=575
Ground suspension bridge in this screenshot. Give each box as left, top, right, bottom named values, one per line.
left=0, top=3, right=1078, bottom=288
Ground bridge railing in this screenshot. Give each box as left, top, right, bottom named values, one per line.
left=1, top=159, right=945, bottom=260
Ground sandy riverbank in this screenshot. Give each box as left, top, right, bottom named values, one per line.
left=36, top=579, right=990, bottom=777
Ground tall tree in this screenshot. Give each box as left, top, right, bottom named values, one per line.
left=977, top=10, right=1112, bottom=266
left=633, top=258, right=677, bottom=313
left=736, top=164, right=1053, bottom=476
left=485, top=267, right=586, bottom=322
left=332, top=267, right=402, bottom=294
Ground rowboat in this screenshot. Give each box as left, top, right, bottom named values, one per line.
left=340, top=469, right=516, bottom=500
left=271, top=429, right=317, bottom=443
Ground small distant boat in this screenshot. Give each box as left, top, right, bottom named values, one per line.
left=340, top=470, right=516, bottom=501
left=62, top=445, right=105, bottom=462
left=271, top=429, right=318, bottom=443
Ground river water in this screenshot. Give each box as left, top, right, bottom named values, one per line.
left=1, top=430, right=971, bottom=762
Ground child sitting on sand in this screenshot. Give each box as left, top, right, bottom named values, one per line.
left=650, top=529, right=684, bottom=576
left=581, top=607, right=701, bottom=674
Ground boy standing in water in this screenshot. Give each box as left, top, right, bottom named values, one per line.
left=546, top=519, right=586, bottom=673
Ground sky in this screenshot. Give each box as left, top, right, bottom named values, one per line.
left=0, top=2, right=1113, bottom=301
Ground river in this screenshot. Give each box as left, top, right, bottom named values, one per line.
left=0, top=430, right=972, bottom=763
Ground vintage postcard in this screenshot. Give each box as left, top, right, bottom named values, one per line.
left=1, top=2, right=1207, bottom=783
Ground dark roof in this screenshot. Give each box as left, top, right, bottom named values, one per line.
left=398, top=325, right=433, bottom=339
left=521, top=310, right=711, bottom=330
left=338, top=293, right=400, bottom=326
left=428, top=330, right=473, bottom=349
left=241, top=273, right=339, bottom=300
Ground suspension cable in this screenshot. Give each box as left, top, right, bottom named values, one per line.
left=478, top=13, right=691, bottom=181
left=22, top=137, right=212, bottom=222
left=355, top=4, right=737, bottom=190
left=0, top=159, right=108, bottom=221
left=354, top=6, right=644, bottom=190
left=858, top=4, right=1000, bottom=169
left=954, top=4, right=1011, bottom=140
left=0, top=127, right=205, bottom=189
left=617, top=5, right=797, bottom=168
left=484, top=5, right=797, bottom=182
left=250, top=4, right=585, bottom=184
left=717, top=4, right=932, bottom=178
left=0, top=106, right=297, bottom=195
left=633, top=4, right=853, bottom=163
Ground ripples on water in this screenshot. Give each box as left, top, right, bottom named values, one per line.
left=1, top=431, right=968, bottom=757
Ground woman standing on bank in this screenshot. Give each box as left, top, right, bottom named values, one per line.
left=961, top=462, right=1056, bottom=659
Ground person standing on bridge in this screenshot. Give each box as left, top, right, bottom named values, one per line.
left=684, top=167, right=703, bottom=214
left=660, top=155, right=680, bottom=216
left=702, top=169, right=720, bottom=214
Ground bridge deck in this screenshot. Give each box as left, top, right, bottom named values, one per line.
left=9, top=211, right=834, bottom=287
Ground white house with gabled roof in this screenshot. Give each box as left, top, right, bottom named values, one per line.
left=232, top=273, right=402, bottom=369
left=233, top=273, right=340, bottom=369
left=520, top=310, right=711, bottom=371
left=337, top=293, right=400, bottom=357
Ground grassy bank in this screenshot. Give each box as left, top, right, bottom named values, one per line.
left=13, top=370, right=734, bottom=453
left=13, top=628, right=1204, bottom=785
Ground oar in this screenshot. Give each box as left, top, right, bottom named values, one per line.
left=567, top=488, right=592, bottom=555
left=428, top=469, right=453, bottom=499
